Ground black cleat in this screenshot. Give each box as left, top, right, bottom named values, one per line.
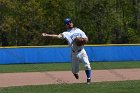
left=87, top=78, right=91, bottom=84
left=73, top=74, right=79, bottom=79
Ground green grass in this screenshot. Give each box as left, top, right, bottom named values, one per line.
left=0, top=80, right=140, bottom=93
left=0, top=61, right=140, bottom=73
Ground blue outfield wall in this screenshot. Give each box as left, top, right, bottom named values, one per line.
left=0, top=45, right=140, bottom=64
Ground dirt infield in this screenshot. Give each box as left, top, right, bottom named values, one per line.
left=0, top=68, right=140, bottom=87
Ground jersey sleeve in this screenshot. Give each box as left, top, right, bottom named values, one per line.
left=57, top=34, right=63, bottom=39
left=60, top=32, right=68, bottom=39
left=57, top=32, right=67, bottom=39
left=78, top=29, right=88, bottom=38
left=81, top=31, right=88, bottom=38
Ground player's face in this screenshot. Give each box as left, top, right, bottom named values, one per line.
left=66, top=22, right=73, bottom=29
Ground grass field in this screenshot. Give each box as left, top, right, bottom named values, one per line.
left=0, top=80, right=140, bottom=93
left=0, top=61, right=140, bottom=73
left=0, top=61, right=140, bottom=93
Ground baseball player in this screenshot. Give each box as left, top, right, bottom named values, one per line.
left=42, top=18, right=91, bottom=84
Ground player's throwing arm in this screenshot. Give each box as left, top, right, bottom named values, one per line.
left=42, top=33, right=62, bottom=38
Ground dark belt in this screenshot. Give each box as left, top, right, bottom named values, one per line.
left=72, top=49, right=82, bottom=53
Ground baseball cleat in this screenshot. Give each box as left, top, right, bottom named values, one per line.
left=87, top=78, right=91, bottom=84
left=73, top=73, right=79, bottom=79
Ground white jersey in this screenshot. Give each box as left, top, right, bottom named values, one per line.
left=61, top=27, right=88, bottom=51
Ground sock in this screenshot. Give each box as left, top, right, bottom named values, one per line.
left=85, top=70, right=91, bottom=79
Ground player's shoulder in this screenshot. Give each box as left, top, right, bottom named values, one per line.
left=73, top=27, right=82, bottom=32
left=61, top=30, right=70, bottom=36
left=74, top=27, right=80, bottom=30
left=74, top=27, right=85, bottom=33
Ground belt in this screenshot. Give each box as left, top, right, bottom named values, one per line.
left=72, top=49, right=82, bottom=53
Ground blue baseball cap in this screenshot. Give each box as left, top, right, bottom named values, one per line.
left=64, top=18, right=71, bottom=25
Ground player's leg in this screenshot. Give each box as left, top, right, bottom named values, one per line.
left=77, top=49, right=91, bottom=84
left=71, top=52, right=80, bottom=79
left=82, top=56, right=91, bottom=84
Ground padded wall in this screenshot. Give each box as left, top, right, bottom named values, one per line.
left=0, top=45, right=140, bottom=64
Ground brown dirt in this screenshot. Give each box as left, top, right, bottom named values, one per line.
left=0, top=68, right=140, bottom=87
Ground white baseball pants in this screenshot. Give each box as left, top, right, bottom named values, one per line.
left=71, top=49, right=91, bottom=74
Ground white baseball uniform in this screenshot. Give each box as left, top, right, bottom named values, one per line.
left=60, top=27, right=91, bottom=74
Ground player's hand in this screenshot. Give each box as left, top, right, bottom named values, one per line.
left=75, top=37, right=87, bottom=46
left=42, top=33, right=49, bottom=36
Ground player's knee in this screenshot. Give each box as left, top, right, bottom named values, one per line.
left=85, top=64, right=91, bottom=70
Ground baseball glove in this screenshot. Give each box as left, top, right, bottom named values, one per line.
left=75, top=37, right=86, bottom=46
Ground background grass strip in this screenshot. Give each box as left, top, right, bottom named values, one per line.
left=0, top=61, right=140, bottom=73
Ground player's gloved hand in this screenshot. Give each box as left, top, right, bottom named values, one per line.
left=75, top=37, right=86, bottom=46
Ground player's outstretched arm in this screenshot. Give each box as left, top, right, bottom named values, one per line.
left=42, top=33, right=62, bottom=38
